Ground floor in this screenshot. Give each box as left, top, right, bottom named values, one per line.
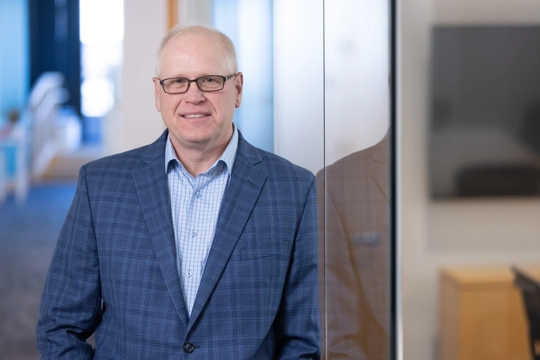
left=0, top=183, right=76, bottom=360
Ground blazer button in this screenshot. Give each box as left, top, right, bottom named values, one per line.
left=183, top=343, right=195, bottom=353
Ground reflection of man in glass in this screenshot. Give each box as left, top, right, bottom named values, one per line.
left=318, top=133, right=390, bottom=359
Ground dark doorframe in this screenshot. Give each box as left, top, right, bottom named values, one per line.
left=28, top=0, right=80, bottom=116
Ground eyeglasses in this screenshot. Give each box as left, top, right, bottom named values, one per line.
left=158, top=74, right=237, bottom=94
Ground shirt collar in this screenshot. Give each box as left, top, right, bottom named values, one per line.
left=165, top=124, right=239, bottom=175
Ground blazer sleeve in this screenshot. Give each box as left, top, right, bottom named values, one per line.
left=273, top=177, right=321, bottom=359
left=36, top=166, right=102, bottom=359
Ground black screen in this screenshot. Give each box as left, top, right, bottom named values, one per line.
left=429, top=26, right=540, bottom=198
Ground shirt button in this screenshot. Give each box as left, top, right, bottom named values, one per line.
left=191, top=230, right=197, bottom=237
left=195, top=191, right=202, bottom=198
left=183, top=343, right=195, bottom=353
left=187, top=270, right=192, bottom=277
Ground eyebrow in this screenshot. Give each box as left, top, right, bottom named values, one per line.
left=162, top=74, right=218, bottom=79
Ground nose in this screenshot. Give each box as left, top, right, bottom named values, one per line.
left=184, top=81, right=205, bottom=104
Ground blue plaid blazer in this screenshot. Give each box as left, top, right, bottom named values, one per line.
left=37, top=130, right=320, bottom=359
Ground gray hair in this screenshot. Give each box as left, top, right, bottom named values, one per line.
left=155, top=24, right=238, bottom=77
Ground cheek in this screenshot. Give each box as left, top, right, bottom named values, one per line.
left=221, top=97, right=238, bottom=116
left=162, top=98, right=181, bottom=115
left=159, top=102, right=181, bottom=127
left=219, top=102, right=235, bottom=120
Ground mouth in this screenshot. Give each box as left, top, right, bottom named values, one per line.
left=181, top=113, right=210, bottom=119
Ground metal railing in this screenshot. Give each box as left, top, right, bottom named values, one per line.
left=28, top=72, right=68, bottom=178
left=0, top=72, right=67, bottom=205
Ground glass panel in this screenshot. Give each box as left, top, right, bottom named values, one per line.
left=321, top=0, right=392, bottom=359
left=270, top=0, right=394, bottom=357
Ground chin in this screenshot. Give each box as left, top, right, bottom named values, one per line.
left=183, top=134, right=214, bottom=145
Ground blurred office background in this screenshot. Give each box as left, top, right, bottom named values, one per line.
left=1, top=0, right=540, bottom=359
left=402, top=0, right=540, bottom=359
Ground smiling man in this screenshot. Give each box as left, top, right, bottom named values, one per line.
left=36, top=26, right=320, bottom=359
left=153, top=27, right=241, bottom=176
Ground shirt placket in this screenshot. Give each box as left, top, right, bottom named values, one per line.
left=182, top=174, right=209, bottom=315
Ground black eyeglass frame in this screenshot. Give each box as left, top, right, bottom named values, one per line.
left=158, top=73, right=237, bottom=94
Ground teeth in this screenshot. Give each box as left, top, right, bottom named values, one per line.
left=184, top=114, right=205, bottom=118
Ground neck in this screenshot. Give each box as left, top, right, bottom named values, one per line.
left=171, top=130, right=233, bottom=177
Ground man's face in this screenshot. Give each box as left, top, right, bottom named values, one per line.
left=153, top=31, right=243, bottom=155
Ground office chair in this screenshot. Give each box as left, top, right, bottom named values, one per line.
left=512, top=266, right=540, bottom=360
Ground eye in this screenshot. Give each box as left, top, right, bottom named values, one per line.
left=201, top=77, right=217, bottom=83
left=172, top=78, right=187, bottom=84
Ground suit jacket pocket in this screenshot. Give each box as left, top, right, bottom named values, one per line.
left=237, top=239, right=289, bottom=261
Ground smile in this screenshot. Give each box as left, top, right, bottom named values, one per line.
left=183, top=114, right=208, bottom=118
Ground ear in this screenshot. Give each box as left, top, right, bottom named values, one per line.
left=234, top=72, right=244, bottom=108
left=152, top=77, right=162, bottom=112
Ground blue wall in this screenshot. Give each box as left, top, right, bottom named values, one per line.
left=0, top=0, right=28, bottom=177
left=0, top=0, right=29, bottom=125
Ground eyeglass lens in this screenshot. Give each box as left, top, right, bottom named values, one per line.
left=163, top=76, right=225, bottom=93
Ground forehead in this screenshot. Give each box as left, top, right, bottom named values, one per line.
left=160, top=32, right=229, bottom=77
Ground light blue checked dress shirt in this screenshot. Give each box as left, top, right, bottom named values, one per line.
left=165, top=126, right=238, bottom=316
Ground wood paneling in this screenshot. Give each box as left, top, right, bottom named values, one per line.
left=167, top=0, right=178, bottom=30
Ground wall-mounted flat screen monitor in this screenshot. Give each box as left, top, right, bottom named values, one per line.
left=429, top=26, right=540, bottom=198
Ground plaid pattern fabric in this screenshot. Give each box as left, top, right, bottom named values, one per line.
left=37, top=130, right=320, bottom=359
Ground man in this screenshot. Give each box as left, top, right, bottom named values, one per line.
left=318, top=134, right=391, bottom=359
left=37, top=25, right=320, bottom=359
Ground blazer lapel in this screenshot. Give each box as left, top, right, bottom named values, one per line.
left=133, top=131, right=189, bottom=327
left=187, top=136, right=266, bottom=329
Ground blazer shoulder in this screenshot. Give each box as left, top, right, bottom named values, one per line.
left=316, top=132, right=389, bottom=181
left=317, top=146, right=374, bottom=181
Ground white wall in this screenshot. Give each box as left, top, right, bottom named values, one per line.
left=178, top=0, right=212, bottom=26
left=273, top=0, right=324, bottom=174
left=104, top=0, right=166, bottom=155
left=400, top=0, right=540, bottom=359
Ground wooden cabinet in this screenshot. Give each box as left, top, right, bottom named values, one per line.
left=439, top=266, right=540, bottom=360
